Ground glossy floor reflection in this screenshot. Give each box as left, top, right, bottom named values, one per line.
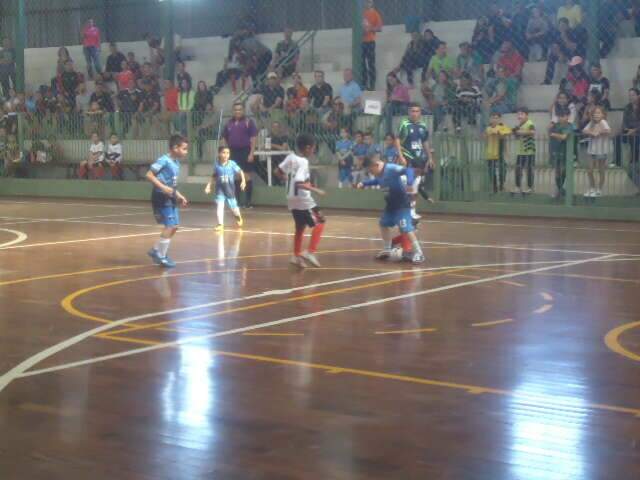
left=0, top=198, right=640, bottom=479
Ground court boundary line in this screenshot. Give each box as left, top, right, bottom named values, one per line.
left=0, top=254, right=615, bottom=395
left=0, top=228, right=28, bottom=248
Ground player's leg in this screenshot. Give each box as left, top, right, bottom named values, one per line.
left=398, top=209, right=424, bottom=264
left=215, top=195, right=225, bottom=230
left=301, top=208, right=325, bottom=267
left=227, top=196, right=243, bottom=227
left=376, top=210, right=396, bottom=259
left=290, top=210, right=307, bottom=268
left=149, top=202, right=179, bottom=268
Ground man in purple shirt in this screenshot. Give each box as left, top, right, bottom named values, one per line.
left=222, top=102, right=258, bottom=208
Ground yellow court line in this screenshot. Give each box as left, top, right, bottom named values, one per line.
left=92, top=332, right=640, bottom=417
left=99, top=269, right=461, bottom=337
left=471, top=319, right=515, bottom=328
left=375, top=328, right=437, bottom=335
left=604, top=320, right=640, bottom=363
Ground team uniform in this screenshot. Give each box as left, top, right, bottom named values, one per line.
left=363, top=163, right=415, bottom=233
left=397, top=118, right=430, bottom=170
left=150, top=154, right=180, bottom=227
left=279, top=153, right=326, bottom=268
left=210, top=159, right=243, bottom=228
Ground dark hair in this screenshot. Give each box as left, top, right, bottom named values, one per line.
left=408, top=102, right=421, bottom=110
left=630, top=88, right=640, bottom=96
left=517, top=107, right=529, bottom=115
left=169, top=134, right=188, bottom=150
left=591, top=63, right=602, bottom=70
left=296, top=133, right=316, bottom=152
left=355, top=130, right=364, bottom=136
left=490, top=111, right=502, bottom=117
left=558, top=17, right=570, bottom=25
left=437, top=41, right=447, bottom=48
left=385, top=133, right=395, bottom=140
left=218, top=145, right=230, bottom=153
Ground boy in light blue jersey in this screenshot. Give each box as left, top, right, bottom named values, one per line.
left=205, top=146, right=246, bottom=231
left=146, top=134, right=189, bottom=268
left=335, top=127, right=354, bottom=188
left=357, top=157, right=425, bottom=264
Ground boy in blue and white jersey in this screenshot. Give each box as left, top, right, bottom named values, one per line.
left=146, top=134, right=189, bottom=268
left=357, top=157, right=425, bottom=264
left=205, top=146, right=246, bottom=231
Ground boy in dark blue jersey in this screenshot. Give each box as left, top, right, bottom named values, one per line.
left=205, top=146, right=246, bottom=231
left=146, top=134, right=189, bottom=268
left=357, top=157, right=425, bottom=264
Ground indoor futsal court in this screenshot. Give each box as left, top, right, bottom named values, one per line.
left=1, top=197, right=640, bottom=479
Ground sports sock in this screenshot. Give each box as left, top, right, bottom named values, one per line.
left=308, top=223, right=325, bottom=254
left=407, top=232, right=423, bottom=255
left=401, top=233, right=413, bottom=252
left=231, top=207, right=241, bottom=218
left=381, top=227, right=392, bottom=250
left=294, top=228, right=305, bottom=256
left=216, top=202, right=225, bottom=225
left=155, top=238, right=171, bottom=257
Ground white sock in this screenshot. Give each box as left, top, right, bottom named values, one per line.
left=231, top=207, right=241, bottom=218
left=216, top=202, right=224, bottom=225
left=155, top=238, right=170, bottom=257
left=408, top=233, right=423, bottom=255
left=381, top=228, right=392, bottom=250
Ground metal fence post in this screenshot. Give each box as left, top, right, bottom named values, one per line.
left=351, top=0, right=364, bottom=85
left=162, top=0, right=175, bottom=82
left=565, top=134, right=575, bottom=207
left=15, top=0, right=26, bottom=93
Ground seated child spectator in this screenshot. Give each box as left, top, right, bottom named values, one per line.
left=335, top=127, right=354, bottom=188
left=106, top=133, right=123, bottom=180
left=351, top=131, right=369, bottom=186
left=79, top=132, right=104, bottom=179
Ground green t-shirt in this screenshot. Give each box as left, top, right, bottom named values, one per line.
left=515, top=119, right=536, bottom=155
left=549, top=122, right=573, bottom=160
left=428, top=55, right=455, bottom=77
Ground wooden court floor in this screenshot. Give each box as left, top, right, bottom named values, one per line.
left=1, top=198, right=640, bottom=480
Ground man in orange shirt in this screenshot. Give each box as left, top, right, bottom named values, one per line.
left=362, top=0, right=383, bottom=91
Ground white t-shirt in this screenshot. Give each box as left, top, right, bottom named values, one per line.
left=107, top=143, right=123, bottom=163
left=279, top=153, right=316, bottom=211
left=90, top=141, right=105, bottom=163
left=583, top=119, right=611, bottom=156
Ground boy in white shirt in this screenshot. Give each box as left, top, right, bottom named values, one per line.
left=106, top=133, right=123, bottom=180
left=79, top=132, right=104, bottom=179
left=276, top=133, right=327, bottom=269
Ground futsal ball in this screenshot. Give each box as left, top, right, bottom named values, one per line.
left=390, top=247, right=405, bottom=262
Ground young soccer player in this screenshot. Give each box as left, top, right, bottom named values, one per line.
left=512, top=107, right=536, bottom=194
left=357, top=156, right=426, bottom=264
left=582, top=106, right=611, bottom=197
left=336, top=127, right=354, bottom=188
left=204, top=146, right=246, bottom=231
left=146, top=134, right=189, bottom=268
left=276, top=133, right=326, bottom=269
left=485, top=112, right=512, bottom=193
left=105, top=133, right=123, bottom=180
left=548, top=107, right=573, bottom=198
left=79, top=132, right=104, bottom=179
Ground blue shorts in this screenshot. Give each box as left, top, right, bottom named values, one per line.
left=339, top=168, right=353, bottom=183
left=380, top=208, right=414, bottom=233
left=152, top=190, right=179, bottom=227
left=215, top=194, right=239, bottom=210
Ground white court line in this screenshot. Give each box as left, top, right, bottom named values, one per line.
left=0, top=254, right=616, bottom=389
left=3, top=199, right=640, bottom=234
left=0, top=228, right=28, bottom=248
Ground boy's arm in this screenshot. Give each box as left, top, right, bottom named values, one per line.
left=238, top=169, right=247, bottom=190
left=204, top=171, right=217, bottom=193
left=357, top=177, right=380, bottom=189
left=295, top=181, right=325, bottom=195
left=146, top=170, right=174, bottom=197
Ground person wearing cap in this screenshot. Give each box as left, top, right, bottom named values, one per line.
left=252, top=72, right=285, bottom=115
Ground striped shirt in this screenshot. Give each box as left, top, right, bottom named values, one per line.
left=515, top=119, right=536, bottom=155
left=583, top=119, right=611, bottom=156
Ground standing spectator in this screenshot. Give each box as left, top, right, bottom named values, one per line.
left=456, top=42, right=484, bottom=85
left=582, top=106, right=611, bottom=197
left=239, top=35, right=272, bottom=87
left=496, top=41, right=525, bottom=80
left=0, top=38, right=16, bottom=97
left=621, top=88, right=640, bottom=188
left=222, top=103, right=258, bottom=208
left=140, top=62, right=160, bottom=94
left=488, top=3, right=513, bottom=50
left=526, top=6, right=550, bottom=61
left=361, top=0, right=383, bottom=91
left=194, top=81, right=212, bottom=112
left=160, top=79, right=179, bottom=135
left=90, top=82, right=115, bottom=113
left=81, top=18, right=102, bottom=80
left=543, top=17, right=586, bottom=84
left=453, top=73, right=481, bottom=131
left=565, top=56, right=590, bottom=105
left=425, top=41, right=455, bottom=82
left=548, top=107, right=573, bottom=198
left=335, top=127, right=354, bottom=188
left=394, top=32, right=427, bottom=87
left=550, top=91, right=577, bottom=126
left=512, top=107, right=537, bottom=194
left=579, top=89, right=605, bottom=130
left=60, top=60, right=82, bottom=109
left=386, top=72, right=410, bottom=115
left=212, top=50, right=246, bottom=95
left=53, top=47, right=73, bottom=94
left=485, top=112, right=512, bottom=193
left=431, top=70, right=456, bottom=131
left=176, top=78, right=194, bottom=134
left=273, top=28, right=299, bottom=79
left=588, top=64, right=611, bottom=110
left=175, top=61, right=192, bottom=92
left=104, top=43, right=126, bottom=81
left=339, top=68, right=364, bottom=113
left=252, top=72, right=285, bottom=115
left=557, top=0, right=583, bottom=28
left=136, top=80, right=161, bottom=138
left=308, top=71, right=333, bottom=114
left=510, top=0, right=531, bottom=59
left=472, top=17, right=495, bottom=65
left=143, top=34, right=164, bottom=75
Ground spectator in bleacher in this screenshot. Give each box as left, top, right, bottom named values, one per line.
left=140, top=62, right=160, bottom=94
left=472, top=17, right=495, bottom=65
left=90, top=81, right=115, bottom=113
left=526, top=6, right=550, bottom=61
left=0, top=38, right=16, bottom=98
left=268, top=120, right=290, bottom=170
left=565, top=56, right=590, bottom=104
left=582, top=105, right=611, bottom=197
left=589, top=64, right=611, bottom=110
left=127, top=52, right=142, bottom=79
left=361, top=0, right=383, bottom=91
left=339, top=68, right=363, bottom=113
left=177, top=78, right=195, bottom=130
left=557, top=0, right=583, bottom=28
left=288, top=72, right=309, bottom=103
left=104, top=43, right=126, bottom=82
left=633, top=64, right=640, bottom=90
left=212, top=49, right=246, bottom=96
left=253, top=72, right=285, bottom=115
left=386, top=72, right=410, bottom=115
left=420, top=81, right=434, bottom=114
left=510, top=1, right=531, bottom=59
left=431, top=70, right=456, bottom=131
left=308, top=71, right=333, bottom=114
left=599, top=0, right=626, bottom=58
left=194, top=81, right=212, bottom=112
left=176, top=61, right=192, bottom=92
left=543, top=17, right=586, bottom=84
left=137, top=79, right=161, bottom=137
left=496, top=41, right=525, bottom=80
left=273, top=28, right=299, bottom=79
left=143, top=34, right=164, bottom=75
left=322, top=99, right=353, bottom=134
left=221, top=102, right=258, bottom=208
left=75, top=83, right=91, bottom=114
left=622, top=88, right=640, bottom=188
left=453, top=72, right=481, bottom=132
left=551, top=91, right=577, bottom=126
left=60, top=60, right=82, bottom=109
left=81, top=18, right=102, bottom=80
left=394, top=31, right=427, bottom=87
left=488, top=4, right=513, bottom=52
left=420, top=29, right=441, bottom=79
left=288, top=96, right=320, bottom=134
left=579, top=89, right=605, bottom=130
left=55, top=47, right=72, bottom=78
left=486, top=65, right=518, bottom=114
left=239, top=35, right=272, bottom=87
left=116, top=60, right=136, bottom=92
left=425, top=41, right=455, bottom=83
left=456, top=42, right=484, bottom=86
